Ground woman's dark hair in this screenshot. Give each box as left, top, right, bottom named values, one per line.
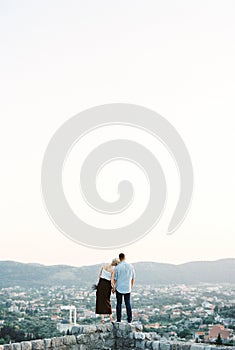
left=119, top=253, right=125, bottom=260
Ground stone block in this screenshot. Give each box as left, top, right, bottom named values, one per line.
left=105, top=324, right=113, bottom=332
left=115, top=337, right=124, bottom=348
left=76, top=335, right=91, bottom=345
left=134, top=332, right=146, bottom=340
left=51, top=337, right=64, bottom=348
left=43, top=339, right=51, bottom=349
left=89, top=333, right=100, bottom=342
left=77, top=345, right=87, bottom=350
left=71, top=326, right=84, bottom=335
left=181, top=344, right=192, bottom=350
left=145, top=333, right=153, bottom=341
left=123, top=337, right=135, bottom=348
left=63, top=336, right=76, bottom=346
left=96, top=324, right=107, bottom=333
left=115, top=330, right=122, bottom=338
left=191, top=345, right=204, bottom=350
left=21, top=342, right=32, bottom=350
left=136, top=339, right=146, bottom=349
left=145, top=340, right=152, bottom=348
left=104, top=338, right=115, bottom=348
left=12, top=344, right=21, bottom=350
left=32, top=341, right=44, bottom=350
left=67, top=346, right=78, bottom=350
left=118, top=322, right=129, bottom=332
left=147, top=332, right=159, bottom=340
left=3, top=345, right=13, bottom=350
left=90, top=338, right=104, bottom=349
left=134, top=323, right=144, bottom=332
left=204, top=346, right=211, bottom=350
left=81, top=326, right=97, bottom=334
left=160, top=342, right=172, bottom=350
left=152, top=341, right=160, bottom=350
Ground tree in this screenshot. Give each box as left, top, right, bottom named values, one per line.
left=178, top=329, right=192, bottom=340
left=216, top=333, right=222, bottom=345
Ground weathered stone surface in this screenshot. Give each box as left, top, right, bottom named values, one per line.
left=149, top=332, right=160, bottom=340
left=63, top=336, right=76, bottom=346
left=160, top=342, right=172, bottom=350
left=76, top=334, right=91, bottom=345
left=134, top=331, right=146, bottom=340
left=96, top=324, right=107, bottom=333
left=71, top=326, right=84, bottom=335
left=43, top=339, right=51, bottom=349
left=3, top=322, right=234, bottom=350
left=105, top=324, right=113, bottom=332
left=123, top=336, right=135, bottom=348
left=145, top=340, right=152, bottom=349
left=152, top=341, right=160, bottom=350
left=115, top=337, right=124, bottom=348
left=181, top=344, right=192, bottom=350
left=31, top=340, right=44, bottom=350
left=43, top=338, right=51, bottom=350
left=103, top=337, right=115, bottom=348
left=3, top=345, right=13, bottom=350
left=136, top=339, right=146, bottom=349
left=51, top=337, right=64, bottom=348
left=21, top=342, right=32, bottom=350
left=91, top=338, right=104, bottom=349
left=77, top=345, right=87, bottom=350
left=81, top=326, right=97, bottom=334
left=12, top=344, right=21, bottom=350
left=118, top=322, right=130, bottom=332
left=134, top=323, right=144, bottom=332
left=99, top=332, right=114, bottom=341
left=191, top=345, right=205, bottom=350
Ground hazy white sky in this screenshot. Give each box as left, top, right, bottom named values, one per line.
left=0, top=0, right=235, bottom=267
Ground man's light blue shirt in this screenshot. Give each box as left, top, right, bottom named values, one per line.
left=114, top=261, right=135, bottom=294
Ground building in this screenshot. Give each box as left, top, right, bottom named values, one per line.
left=208, top=324, right=230, bottom=343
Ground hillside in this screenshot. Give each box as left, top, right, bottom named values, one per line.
left=0, top=259, right=234, bottom=287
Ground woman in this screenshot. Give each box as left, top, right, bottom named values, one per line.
left=95, top=258, right=119, bottom=323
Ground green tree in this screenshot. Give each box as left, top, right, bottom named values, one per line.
left=216, top=333, right=222, bottom=345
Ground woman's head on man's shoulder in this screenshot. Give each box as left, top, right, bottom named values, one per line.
left=111, top=258, right=120, bottom=266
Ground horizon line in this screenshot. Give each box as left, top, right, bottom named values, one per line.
left=0, top=257, right=234, bottom=269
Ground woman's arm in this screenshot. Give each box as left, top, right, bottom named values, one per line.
left=111, top=269, right=116, bottom=292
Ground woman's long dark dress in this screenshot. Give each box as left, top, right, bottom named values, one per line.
left=96, top=276, right=112, bottom=315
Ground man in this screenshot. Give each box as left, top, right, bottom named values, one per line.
left=112, top=253, right=135, bottom=323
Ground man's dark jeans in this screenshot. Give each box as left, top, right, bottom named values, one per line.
left=116, top=290, right=132, bottom=323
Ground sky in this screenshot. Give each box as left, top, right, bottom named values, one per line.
left=0, top=0, right=235, bottom=267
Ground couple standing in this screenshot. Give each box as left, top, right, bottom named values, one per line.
left=95, top=253, right=135, bottom=323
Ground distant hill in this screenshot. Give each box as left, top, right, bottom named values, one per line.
left=0, top=259, right=234, bottom=288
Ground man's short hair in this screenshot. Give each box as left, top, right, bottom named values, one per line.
left=119, top=253, right=125, bottom=260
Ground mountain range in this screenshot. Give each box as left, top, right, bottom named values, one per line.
left=0, top=259, right=234, bottom=287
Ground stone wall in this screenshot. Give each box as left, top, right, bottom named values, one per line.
left=0, top=323, right=234, bottom=350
